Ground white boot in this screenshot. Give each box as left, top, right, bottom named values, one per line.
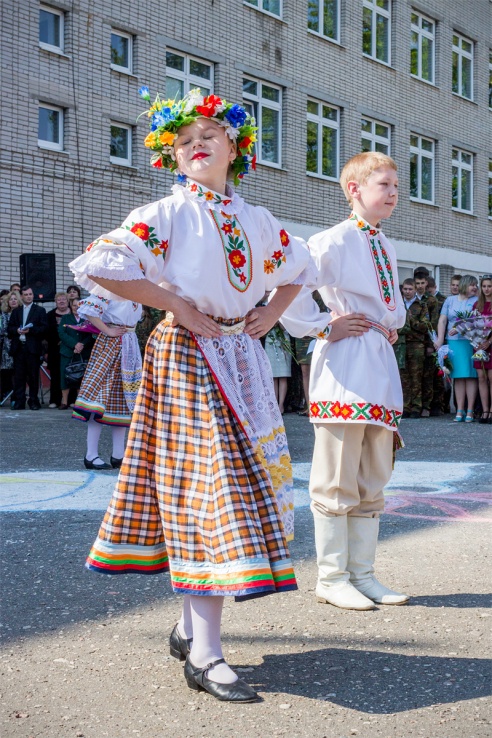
left=347, top=516, right=409, bottom=605
left=314, top=514, right=376, bottom=610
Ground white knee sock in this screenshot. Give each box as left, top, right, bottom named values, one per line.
left=111, top=426, right=127, bottom=459
left=189, top=596, right=237, bottom=684
left=178, top=595, right=193, bottom=640
left=86, top=418, right=103, bottom=461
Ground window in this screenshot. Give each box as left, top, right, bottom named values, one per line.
left=110, top=124, right=132, bottom=166
left=244, top=0, right=282, bottom=18
left=410, top=134, right=434, bottom=204
left=489, top=160, right=492, bottom=219
left=111, top=30, right=133, bottom=73
left=307, top=0, right=340, bottom=42
left=38, top=104, right=64, bottom=151
left=306, top=99, right=339, bottom=179
left=39, top=5, right=64, bottom=52
left=452, top=32, right=473, bottom=100
left=165, top=52, right=213, bottom=100
left=452, top=149, right=473, bottom=213
left=410, top=11, right=435, bottom=84
left=489, top=51, right=492, bottom=109
left=361, top=117, right=390, bottom=154
left=243, top=78, right=282, bottom=166
left=363, top=0, right=391, bottom=65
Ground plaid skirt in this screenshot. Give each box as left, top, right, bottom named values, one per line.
left=87, top=321, right=297, bottom=600
left=73, top=334, right=131, bottom=426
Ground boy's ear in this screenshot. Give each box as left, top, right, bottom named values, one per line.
left=347, top=180, right=360, bottom=200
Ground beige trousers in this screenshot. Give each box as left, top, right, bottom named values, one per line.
left=310, top=423, right=394, bottom=518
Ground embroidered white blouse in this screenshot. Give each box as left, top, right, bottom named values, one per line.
left=281, top=214, right=406, bottom=430
left=77, top=296, right=142, bottom=327
left=69, top=180, right=316, bottom=320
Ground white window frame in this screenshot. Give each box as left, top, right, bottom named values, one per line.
left=110, top=30, right=133, bottom=74
left=306, top=98, right=340, bottom=180
left=363, top=0, right=391, bottom=66
left=452, top=148, right=473, bottom=214
left=165, top=51, right=214, bottom=98
left=410, top=11, right=435, bottom=84
left=488, top=160, right=492, bottom=220
left=361, top=117, right=391, bottom=155
left=410, top=134, right=435, bottom=205
left=110, top=123, right=132, bottom=167
left=243, top=77, right=282, bottom=168
left=452, top=32, right=474, bottom=100
left=244, top=0, right=283, bottom=20
left=38, top=104, right=64, bottom=151
left=307, top=0, right=341, bottom=43
left=489, top=51, right=492, bottom=110
left=39, top=4, right=64, bottom=53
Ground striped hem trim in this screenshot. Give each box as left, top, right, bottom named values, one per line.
left=170, top=558, right=297, bottom=596
left=86, top=542, right=169, bottom=574
left=72, top=402, right=131, bottom=426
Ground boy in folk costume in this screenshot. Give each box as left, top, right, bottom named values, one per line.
left=69, top=88, right=322, bottom=703
left=281, top=152, right=410, bottom=610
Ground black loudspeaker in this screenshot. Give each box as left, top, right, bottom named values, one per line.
left=19, top=253, right=57, bottom=302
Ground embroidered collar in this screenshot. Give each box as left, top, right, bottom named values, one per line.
left=173, top=179, right=244, bottom=214
left=348, top=213, right=381, bottom=235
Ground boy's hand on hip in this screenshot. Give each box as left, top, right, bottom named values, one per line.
left=329, top=313, right=370, bottom=342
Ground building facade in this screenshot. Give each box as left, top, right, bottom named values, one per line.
left=1, top=0, right=491, bottom=296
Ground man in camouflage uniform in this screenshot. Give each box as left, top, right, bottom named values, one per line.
left=400, top=278, right=430, bottom=418
left=414, top=269, right=439, bottom=417
left=426, top=275, right=447, bottom=414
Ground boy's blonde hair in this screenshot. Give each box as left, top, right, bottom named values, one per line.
left=340, top=152, right=397, bottom=205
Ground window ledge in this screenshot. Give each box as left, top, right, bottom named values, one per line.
left=307, top=171, right=339, bottom=183
left=451, top=92, right=477, bottom=105
left=243, top=2, right=286, bottom=23
left=257, top=161, right=288, bottom=172
left=410, top=74, right=437, bottom=88
left=110, top=65, right=138, bottom=78
left=410, top=197, right=438, bottom=208
left=39, top=44, right=71, bottom=59
left=452, top=208, right=477, bottom=217
left=110, top=161, right=139, bottom=170
left=307, top=29, right=344, bottom=48
left=362, top=53, right=395, bottom=71
left=38, top=145, right=69, bottom=155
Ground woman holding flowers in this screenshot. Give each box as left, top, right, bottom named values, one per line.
left=435, top=274, right=478, bottom=422
left=473, top=275, right=492, bottom=423
left=69, top=88, right=316, bottom=702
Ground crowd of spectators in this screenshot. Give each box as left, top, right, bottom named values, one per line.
left=0, top=282, right=164, bottom=410
left=1, top=273, right=491, bottom=424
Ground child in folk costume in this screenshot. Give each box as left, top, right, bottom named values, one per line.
left=281, top=152, right=410, bottom=611
left=72, top=297, right=143, bottom=470
left=69, top=88, right=316, bottom=702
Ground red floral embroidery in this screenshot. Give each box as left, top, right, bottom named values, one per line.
left=272, top=250, right=283, bottom=261
left=130, top=223, right=150, bottom=241
left=222, top=223, right=233, bottom=234
left=228, top=250, right=246, bottom=268
left=190, top=183, right=198, bottom=192
left=279, top=229, right=290, bottom=247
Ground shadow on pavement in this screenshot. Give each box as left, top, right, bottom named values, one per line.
left=408, top=593, right=491, bottom=608
left=250, top=647, right=491, bottom=712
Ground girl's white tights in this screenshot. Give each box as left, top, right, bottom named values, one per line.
left=86, top=418, right=127, bottom=461
left=179, top=595, right=237, bottom=684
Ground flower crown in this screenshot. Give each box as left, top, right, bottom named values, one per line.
left=138, top=86, right=257, bottom=186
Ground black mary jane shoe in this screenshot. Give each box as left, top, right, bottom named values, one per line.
left=184, top=656, right=260, bottom=702
left=84, top=456, right=112, bottom=470
left=169, top=623, right=192, bottom=661
left=110, top=456, right=123, bottom=469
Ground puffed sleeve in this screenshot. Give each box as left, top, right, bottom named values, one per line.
left=257, top=207, right=317, bottom=292
left=279, top=231, right=339, bottom=339
left=76, top=293, right=112, bottom=321
left=69, top=199, right=171, bottom=300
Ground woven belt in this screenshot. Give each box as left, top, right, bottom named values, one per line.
left=367, top=319, right=391, bottom=341
left=166, top=313, right=245, bottom=335
left=107, top=323, right=136, bottom=332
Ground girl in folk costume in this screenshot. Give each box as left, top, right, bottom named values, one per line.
left=69, top=88, right=315, bottom=702
left=71, top=297, right=142, bottom=470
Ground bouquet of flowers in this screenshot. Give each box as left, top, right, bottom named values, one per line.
left=266, top=324, right=297, bottom=363
left=453, top=310, right=492, bottom=362
left=66, top=320, right=101, bottom=335
left=434, top=345, right=452, bottom=386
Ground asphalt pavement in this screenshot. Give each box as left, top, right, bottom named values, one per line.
left=1, top=405, right=491, bottom=738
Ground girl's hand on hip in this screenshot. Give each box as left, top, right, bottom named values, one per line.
left=244, top=305, right=277, bottom=340
left=172, top=300, right=222, bottom=338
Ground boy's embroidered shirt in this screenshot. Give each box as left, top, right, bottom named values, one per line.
left=69, top=179, right=315, bottom=319
left=281, top=215, right=407, bottom=429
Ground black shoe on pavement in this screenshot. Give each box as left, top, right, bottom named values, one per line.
left=110, top=456, right=123, bottom=469
left=29, top=402, right=41, bottom=411
left=184, top=656, right=260, bottom=702
left=429, top=408, right=442, bottom=417
left=84, top=456, right=112, bottom=470
left=401, top=411, right=410, bottom=418
left=11, top=401, right=26, bottom=410
left=169, top=623, right=192, bottom=661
